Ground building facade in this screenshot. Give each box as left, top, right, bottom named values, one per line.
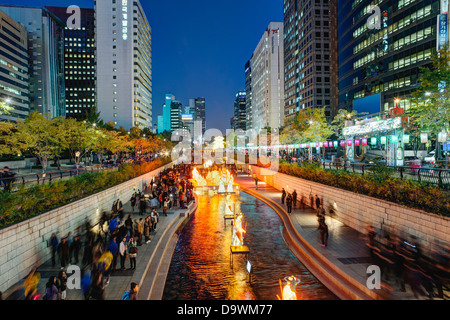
left=190, top=97, right=206, bottom=135
left=233, top=91, right=247, bottom=131
left=46, top=6, right=96, bottom=121
left=0, top=5, right=66, bottom=119
left=244, top=59, right=253, bottom=130
left=283, top=0, right=336, bottom=123
left=0, top=9, right=29, bottom=122
left=95, top=0, right=152, bottom=130
left=338, top=0, right=441, bottom=114
left=250, top=22, right=285, bottom=133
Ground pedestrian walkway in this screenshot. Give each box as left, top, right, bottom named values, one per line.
left=3, top=194, right=197, bottom=301
left=236, top=173, right=429, bottom=300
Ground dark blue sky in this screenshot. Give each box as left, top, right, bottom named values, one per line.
left=5, top=0, right=283, bottom=132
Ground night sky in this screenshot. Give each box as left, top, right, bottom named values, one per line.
left=3, top=0, right=283, bottom=133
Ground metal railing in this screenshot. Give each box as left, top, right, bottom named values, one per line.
left=316, top=161, right=450, bottom=189
left=0, top=164, right=120, bottom=193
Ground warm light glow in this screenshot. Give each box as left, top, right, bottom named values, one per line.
left=278, top=276, right=300, bottom=300
left=232, top=214, right=246, bottom=246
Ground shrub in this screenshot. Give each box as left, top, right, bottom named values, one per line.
left=0, top=158, right=170, bottom=229
left=277, top=160, right=450, bottom=217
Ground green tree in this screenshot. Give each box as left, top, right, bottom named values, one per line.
left=410, top=48, right=450, bottom=164
left=60, top=119, right=97, bottom=169
left=0, top=122, right=28, bottom=156
left=15, top=112, right=62, bottom=174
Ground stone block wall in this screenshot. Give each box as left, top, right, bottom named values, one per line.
left=0, top=162, right=173, bottom=293
left=251, top=166, right=450, bottom=251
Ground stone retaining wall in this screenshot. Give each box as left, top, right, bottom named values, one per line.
left=0, top=162, right=174, bottom=293
left=251, top=165, right=450, bottom=250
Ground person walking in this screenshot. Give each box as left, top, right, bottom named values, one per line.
left=144, top=217, right=151, bottom=244
left=107, top=236, right=119, bottom=272
left=286, top=193, right=293, bottom=214
left=318, top=220, right=329, bottom=247
left=57, top=270, right=68, bottom=300
left=315, top=194, right=321, bottom=211
left=2, top=167, right=16, bottom=192
left=44, top=276, right=59, bottom=300
left=163, top=197, right=170, bottom=216
left=128, top=237, right=138, bottom=270
left=58, top=237, right=70, bottom=269
left=130, top=193, right=137, bottom=213
left=50, top=233, right=59, bottom=268
left=281, top=188, right=286, bottom=204
left=292, top=190, right=297, bottom=208
left=123, top=282, right=139, bottom=300
left=119, top=236, right=127, bottom=270
left=139, top=196, right=147, bottom=216
left=137, top=218, right=144, bottom=246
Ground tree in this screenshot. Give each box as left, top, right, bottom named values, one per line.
left=85, top=107, right=104, bottom=127
left=410, top=47, right=450, bottom=164
left=0, top=122, right=28, bottom=156
left=331, top=109, right=359, bottom=139
left=15, top=112, right=62, bottom=174
left=60, top=119, right=97, bottom=169
left=0, top=101, right=13, bottom=116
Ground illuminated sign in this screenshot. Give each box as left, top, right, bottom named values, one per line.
left=122, top=0, right=128, bottom=40
left=437, top=14, right=448, bottom=50
left=182, top=114, right=193, bottom=121
left=343, top=117, right=402, bottom=136
left=442, top=0, right=449, bottom=14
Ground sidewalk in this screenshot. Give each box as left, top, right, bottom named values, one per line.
left=3, top=195, right=196, bottom=301
left=236, top=173, right=420, bottom=300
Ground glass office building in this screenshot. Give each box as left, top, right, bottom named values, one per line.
left=338, top=0, right=441, bottom=114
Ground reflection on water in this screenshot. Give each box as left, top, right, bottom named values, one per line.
left=162, top=191, right=337, bottom=300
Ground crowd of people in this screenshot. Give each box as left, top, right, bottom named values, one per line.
left=2, top=164, right=194, bottom=301
left=279, top=185, right=449, bottom=299
left=366, top=227, right=449, bottom=299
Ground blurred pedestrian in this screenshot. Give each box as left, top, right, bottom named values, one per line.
left=89, top=273, right=105, bottom=300
left=144, top=217, right=151, bottom=243
left=57, top=270, right=68, bottom=300
left=286, top=193, right=293, bottom=214
left=58, top=238, right=70, bottom=269
left=315, top=194, right=321, bottom=211
left=281, top=188, right=286, bottom=204
left=137, top=218, right=144, bottom=246
left=50, top=233, right=59, bottom=268
left=44, top=276, right=59, bottom=300
left=292, top=190, right=297, bottom=208
left=318, top=220, right=329, bottom=247
left=130, top=193, right=137, bottom=213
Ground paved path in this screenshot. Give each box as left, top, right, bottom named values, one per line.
left=235, top=173, right=440, bottom=300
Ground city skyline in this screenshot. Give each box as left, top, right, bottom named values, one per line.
left=4, top=0, right=283, bottom=133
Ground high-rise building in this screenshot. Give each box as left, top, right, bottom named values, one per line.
left=233, top=91, right=247, bottom=131
left=0, top=5, right=66, bottom=119
left=244, top=59, right=253, bottom=130
left=250, top=22, right=285, bottom=133
left=0, top=9, right=29, bottom=122
left=283, top=0, right=337, bottom=123
left=95, top=0, right=152, bottom=130
left=46, top=6, right=96, bottom=121
left=190, top=97, right=206, bottom=134
left=338, top=0, right=440, bottom=114
left=170, top=99, right=183, bottom=132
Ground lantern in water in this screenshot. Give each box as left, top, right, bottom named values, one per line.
left=277, top=275, right=301, bottom=300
